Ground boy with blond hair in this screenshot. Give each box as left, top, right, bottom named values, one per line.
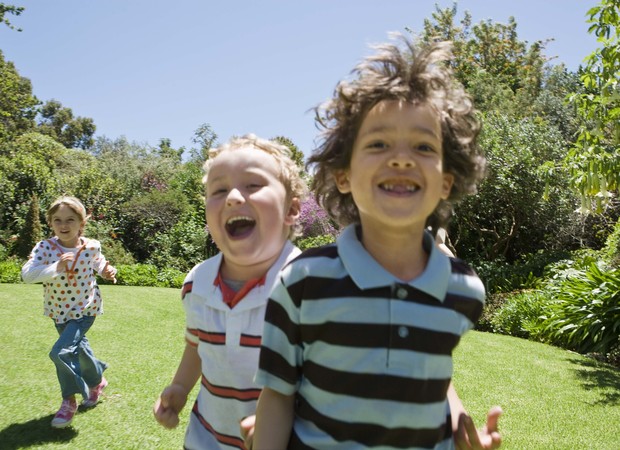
left=253, top=36, right=501, bottom=449
left=154, top=134, right=307, bottom=449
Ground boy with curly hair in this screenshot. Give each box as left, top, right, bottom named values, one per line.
left=253, top=36, right=501, bottom=449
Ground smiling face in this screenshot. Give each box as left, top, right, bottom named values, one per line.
left=50, top=204, right=84, bottom=248
left=335, top=100, right=454, bottom=235
left=205, top=146, right=299, bottom=280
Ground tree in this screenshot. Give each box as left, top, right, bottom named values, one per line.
left=0, top=3, right=24, bottom=31
left=567, top=0, right=620, bottom=212
left=15, top=194, right=42, bottom=258
left=271, top=135, right=306, bottom=169
left=419, top=3, right=550, bottom=105
left=37, top=99, right=96, bottom=149
left=0, top=132, right=65, bottom=246
left=0, top=50, right=38, bottom=144
left=190, top=122, right=218, bottom=162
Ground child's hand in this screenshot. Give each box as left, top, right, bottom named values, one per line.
left=153, top=384, right=189, bottom=429
left=240, top=415, right=256, bottom=449
left=56, top=253, right=75, bottom=273
left=454, top=406, right=502, bottom=450
left=102, top=264, right=117, bottom=284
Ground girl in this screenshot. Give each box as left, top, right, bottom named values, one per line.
left=22, top=196, right=117, bottom=428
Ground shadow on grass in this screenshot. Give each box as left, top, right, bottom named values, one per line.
left=569, top=357, right=620, bottom=406
left=0, top=414, right=79, bottom=449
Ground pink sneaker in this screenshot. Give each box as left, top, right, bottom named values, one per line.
left=82, top=377, right=108, bottom=407
left=51, top=397, right=78, bottom=428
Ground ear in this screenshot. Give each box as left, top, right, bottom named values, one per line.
left=441, top=173, right=454, bottom=200
left=284, top=197, right=301, bottom=226
left=334, top=170, right=351, bottom=194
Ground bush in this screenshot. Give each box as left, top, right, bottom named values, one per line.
left=603, top=218, right=620, bottom=268
left=473, top=250, right=570, bottom=294
left=296, top=234, right=336, bottom=251
left=490, top=290, right=548, bottom=339
left=0, top=259, right=22, bottom=283
left=113, top=263, right=184, bottom=288
left=537, top=262, right=620, bottom=355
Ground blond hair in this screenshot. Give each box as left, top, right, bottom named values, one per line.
left=203, top=134, right=308, bottom=239
left=46, top=196, right=88, bottom=235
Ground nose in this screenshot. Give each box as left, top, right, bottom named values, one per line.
left=226, top=188, right=245, bottom=206
left=388, top=147, right=415, bottom=168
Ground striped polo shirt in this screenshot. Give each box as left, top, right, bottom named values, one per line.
left=256, top=225, right=485, bottom=449
left=181, top=241, right=300, bottom=450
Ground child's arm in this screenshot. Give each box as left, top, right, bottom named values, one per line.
left=252, top=387, right=295, bottom=450
left=153, top=342, right=202, bottom=429
left=448, top=383, right=502, bottom=449
left=21, top=250, right=70, bottom=283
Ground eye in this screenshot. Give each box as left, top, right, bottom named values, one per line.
left=415, top=143, right=437, bottom=153
left=365, top=140, right=388, bottom=151
left=208, top=186, right=227, bottom=196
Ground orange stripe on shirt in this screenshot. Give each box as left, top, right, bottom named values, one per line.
left=239, top=334, right=261, bottom=348
left=196, top=330, right=226, bottom=345
left=202, top=376, right=261, bottom=402
left=192, top=403, right=247, bottom=450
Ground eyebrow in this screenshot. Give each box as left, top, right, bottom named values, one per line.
left=358, top=124, right=440, bottom=140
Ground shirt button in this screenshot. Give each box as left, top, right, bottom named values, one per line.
left=398, top=326, right=409, bottom=338
left=396, top=287, right=408, bottom=299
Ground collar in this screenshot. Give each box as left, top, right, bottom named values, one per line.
left=336, top=224, right=451, bottom=302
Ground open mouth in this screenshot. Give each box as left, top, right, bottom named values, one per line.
left=379, top=182, right=420, bottom=194
left=225, top=216, right=256, bottom=237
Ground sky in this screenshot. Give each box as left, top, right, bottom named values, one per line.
left=1, top=0, right=599, bottom=157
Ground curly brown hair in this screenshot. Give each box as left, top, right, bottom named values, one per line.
left=307, top=34, right=485, bottom=230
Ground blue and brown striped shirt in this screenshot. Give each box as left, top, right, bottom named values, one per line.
left=257, top=225, right=485, bottom=449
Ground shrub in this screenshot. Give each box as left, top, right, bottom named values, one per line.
left=0, top=259, right=22, bottom=283
left=113, top=263, right=184, bottom=288
left=603, top=219, right=620, bottom=268
left=538, top=263, right=620, bottom=355
left=296, top=234, right=336, bottom=251
left=490, top=290, right=548, bottom=339
left=114, top=264, right=159, bottom=287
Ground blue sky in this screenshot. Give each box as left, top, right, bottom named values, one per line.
left=1, top=0, right=599, bottom=156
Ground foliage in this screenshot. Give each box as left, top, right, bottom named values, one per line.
left=271, top=135, right=306, bottom=170
left=537, top=262, right=620, bottom=355
left=14, top=194, right=42, bottom=259
left=0, top=3, right=23, bottom=30
left=37, top=99, right=96, bottom=149
left=567, top=0, right=620, bottom=212
left=119, top=189, right=190, bottom=262
left=472, top=249, right=571, bottom=294
left=297, top=197, right=338, bottom=239
left=147, top=212, right=207, bottom=273
left=113, top=263, right=184, bottom=288
left=452, top=114, right=577, bottom=262
left=189, top=122, right=218, bottom=162
left=296, top=234, right=336, bottom=251
left=602, top=217, right=620, bottom=266
left=0, top=133, right=65, bottom=243
left=419, top=3, right=549, bottom=105
left=0, top=258, right=21, bottom=283
left=488, top=290, right=548, bottom=338
left=0, top=50, right=38, bottom=144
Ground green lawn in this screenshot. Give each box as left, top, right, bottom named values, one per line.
left=1, top=283, right=619, bottom=449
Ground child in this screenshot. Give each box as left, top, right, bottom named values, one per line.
left=21, top=196, right=116, bottom=428
left=253, top=36, right=501, bottom=449
left=153, top=134, right=307, bottom=450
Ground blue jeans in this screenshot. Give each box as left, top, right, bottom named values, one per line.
left=50, top=316, right=107, bottom=399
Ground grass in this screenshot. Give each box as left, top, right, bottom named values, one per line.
left=1, top=283, right=619, bottom=449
